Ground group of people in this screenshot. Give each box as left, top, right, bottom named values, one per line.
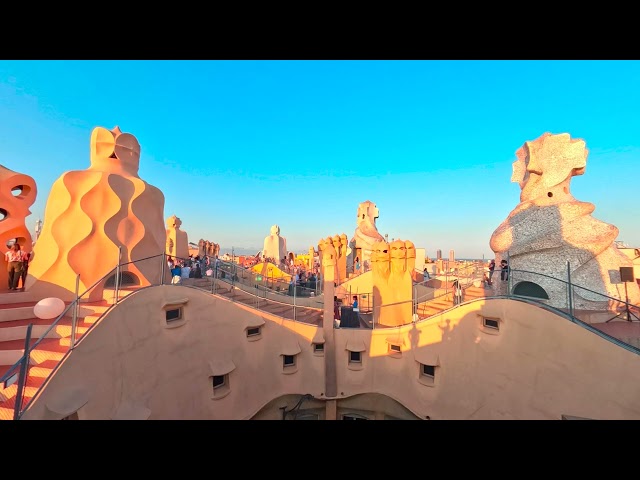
left=287, top=269, right=318, bottom=296
left=168, top=254, right=220, bottom=284
left=4, top=242, right=32, bottom=291
left=485, top=258, right=510, bottom=286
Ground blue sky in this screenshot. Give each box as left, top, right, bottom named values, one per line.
left=1, top=60, right=639, bottom=259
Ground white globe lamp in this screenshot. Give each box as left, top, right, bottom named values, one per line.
left=33, top=297, right=66, bottom=320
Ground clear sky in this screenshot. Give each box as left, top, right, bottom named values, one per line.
left=1, top=60, right=639, bottom=259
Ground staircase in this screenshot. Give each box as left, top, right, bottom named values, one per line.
left=0, top=286, right=136, bottom=420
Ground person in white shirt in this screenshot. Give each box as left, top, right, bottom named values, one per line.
left=5, top=243, right=24, bottom=291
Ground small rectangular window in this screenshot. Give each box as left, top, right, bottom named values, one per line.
left=247, top=327, right=261, bottom=337
left=283, top=355, right=296, bottom=367
left=313, top=343, right=324, bottom=353
left=483, top=317, right=499, bottom=330
left=343, top=414, right=368, bottom=420
left=422, top=364, right=435, bottom=378
left=349, top=351, right=362, bottom=363
left=389, top=344, right=401, bottom=353
left=212, top=375, right=226, bottom=389
left=166, top=307, right=182, bottom=322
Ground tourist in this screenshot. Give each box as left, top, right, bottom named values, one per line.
left=20, top=251, right=32, bottom=291
left=500, top=259, right=509, bottom=281
left=352, top=295, right=359, bottom=312
left=355, top=256, right=361, bottom=275
left=334, top=295, right=341, bottom=326
left=452, top=279, right=463, bottom=305
left=423, top=267, right=430, bottom=282
left=488, top=259, right=495, bottom=284
left=5, top=242, right=24, bottom=291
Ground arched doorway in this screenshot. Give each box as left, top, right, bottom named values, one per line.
left=105, top=271, right=140, bottom=288
left=512, top=281, right=549, bottom=299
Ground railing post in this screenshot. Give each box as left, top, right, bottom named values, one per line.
left=70, top=274, right=80, bottom=350
left=114, top=246, right=122, bottom=304
left=161, top=252, right=165, bottom=285
left=372, top=294, right=376, bottom=330
left=13, top=322, right=33, bottom=420
left=293, top=279, right=297, bottom=321
left=567, top=260, right=574, bottom=320
left=506, top=250, right=511, bottom=297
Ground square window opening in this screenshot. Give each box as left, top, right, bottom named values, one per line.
left=389, top=344, right=401, bottom=353
left=349, top=351, right=362, bottom=363
left=483, top=317, right=500, bottom=330
left=422, top=364, right=435, bottom=378
left=313, top=343, right=324, bottom=353
left=212, top=374, right=227, bottom=390
left=166, top=307, right=182, bottom=323
left=283, top=355, right=296, bottom=367
left=247, top=327, right=261, bottom=337
left=343, top=413, right=368, bottom=420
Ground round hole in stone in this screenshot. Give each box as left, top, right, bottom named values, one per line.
left=547, top=192, right=553, bottom=197
left=0, top=208, right=6, bottom=221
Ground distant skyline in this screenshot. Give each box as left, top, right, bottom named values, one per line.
left=2, top=60, right=640, bottom=258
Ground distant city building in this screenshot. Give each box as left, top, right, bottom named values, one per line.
left=449, top=249, right=455, bottom=262
left=436, top=249, right=442, bottom=260
left=35, top=218, right=43, bottom=241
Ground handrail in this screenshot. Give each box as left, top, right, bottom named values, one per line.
left=29, top=266, right=119, bottom=353
left=0, top=359, right=22, bottom=386
left=0, top=265, right=121, bottom=386
left=117, top=253, right=163, bottom=267
left=508, top=268, right=635, bottom=310
left=7, top=252, right=640, bottom=420
left=4, top=254, right=157, bottom=418
left=211, top=275, right=324, bottom=313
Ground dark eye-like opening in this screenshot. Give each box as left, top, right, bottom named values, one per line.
left=109, top=152, right=117, bottom=159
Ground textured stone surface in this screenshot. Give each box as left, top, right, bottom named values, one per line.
left=25, top=126, right=166, bottom=301
left=350, top=200, right=385, bottom=265
left=262, top=224, right=287, bottom=262
left=490, top=132, right=640, bottom=310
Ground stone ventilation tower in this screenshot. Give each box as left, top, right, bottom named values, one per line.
left=371, top=239, right=416, bottom=327
left=25, top=126, right=166, bottom=301
left=490, top=132, right=640, bottom=308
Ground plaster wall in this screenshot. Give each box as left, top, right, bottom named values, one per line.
left=22, top=288, right=640, bottom=420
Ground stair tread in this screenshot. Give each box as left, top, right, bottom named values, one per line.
left=0, top=337, right=71, bottom=352
left=0, top=317, right=63, bottom=328
left=0, top=316, right=95, bottom=329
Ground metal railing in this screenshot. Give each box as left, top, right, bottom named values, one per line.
left=0, top=249, right=167, bottom=420
left=4, top=249, right=638, bottom=419
left=506, top=264, right=640, bottom=334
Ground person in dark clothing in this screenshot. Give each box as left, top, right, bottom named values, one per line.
left=500, top=259, right=509, bottom=281
left=488, top=259, right=495, bottom=285
left=20, top=251, right=31, bottom=290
